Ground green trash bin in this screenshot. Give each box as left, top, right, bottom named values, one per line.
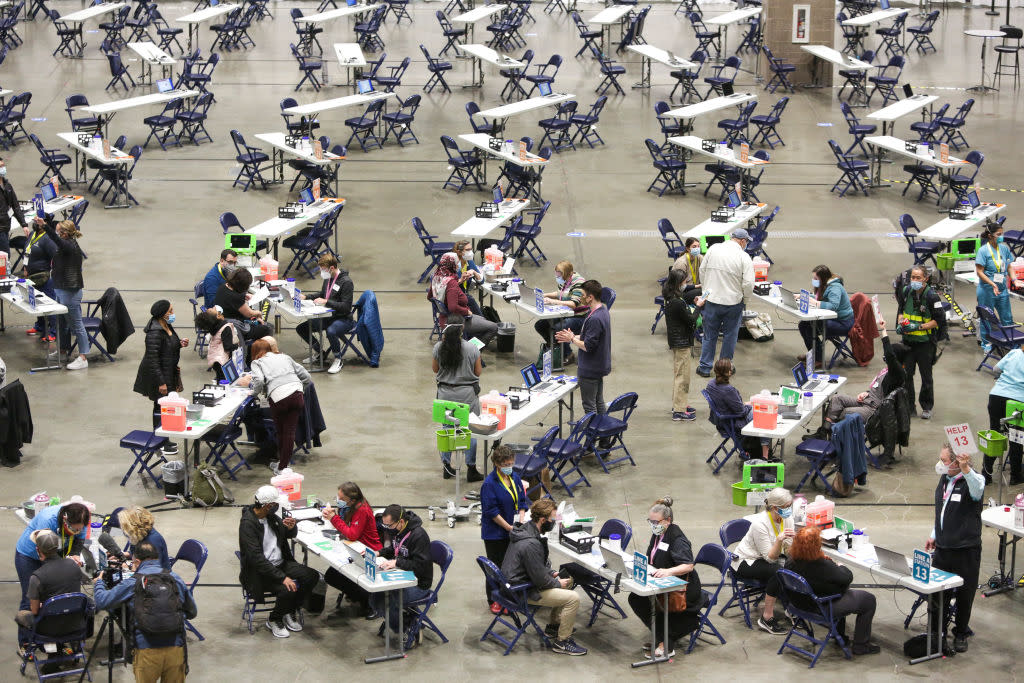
left=978, top=430, right=1008, bottom=458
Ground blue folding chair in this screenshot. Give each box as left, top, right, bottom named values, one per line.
left=827, top=139, right=869, bottom=198
left=570, top=96, right=606, bottom=148
left=511, top=200, right=549, bottom=266
left=65, top=94, right=99, bottom=134
left=875, top=12, right=906, bottom=58
left=354, top=5, right=387, bottom=52
left=909, top=102, right=948, bottom=144
left=702, top=389, right=747, bottom=474
left=907, top=10, right=939, bottom=54
left=749, top=96, right=788, bottom=149
left=374, top=55, right=410, bottom=92
left=421, top=44, right=453, bottom=93
left=839, top=101, right=876, bottom=157
left=645, top=138, right=686, bottom=197
left=585, top=392, right=638, bottom=473
left=762, top=45, right=796, bottom=93
left=436, top=11, right=466, bottom=56
left=290, top=43, right=323, bottom=91
left=937, top=99, right=974, bottom=151
left=976, top=306, right=1024, bottom=372
left=18, top=593, right=93, bottom=682
left=703, top=55, right=740, bottom=98
left=826, top=330, right=856, bottom=369
left=657, top=218, right=686, bottom=258
left=142, top=97, right=183, bottom=150
left=717, top=100, right=756, bottom=145
left=28, top=133, right=72, bottom=187
left=201, top=396, right=254, bottom=479
left=381, top=94, right=421, bottom=147
left=537, top=100, right=577, bottom=152
left=899, top=213, right=943, bottom=266
left=837, top=48, right=874, bottom=103
left=572, top=519, right=633, bottom=626
left=793, top=437, right=837, bottom=495
left=477, top=556, right=552, bottom=655
left=105, top=51, right=136, bottom=91
left=538, top=412, right=595, bottom=497
left=775, top=569, right=852, bottom=667
left=118, top=429, right=169, bottom=487
left=591, top=46, right=626, bottom=96
left=571, top=11, right=600, bottom=58
left=170, top=539, right=208, bottom=641
left=403, top=540, right=452, bottom=650
left=717, top=518, right=765, bottom=628
left=176, top=92, right=214, bottom=145
left=515, top=426, right=556, bottom=499
left=524, top=54, right=562, bottom=96
left=670, top=49, right=706, bottom=103
left=867, top=55, right=904, bottom=106
left=940, top=149, right=983, bottom=206
left=414, top=216, right=455, bottom=283
left=688, top=12, right=721, bottom=55
left=736, top=16, right=761, bottom=53
left=745, top=208, right=777, bottom=264
left=654, top=100, right=685, bottom=151
left=235, top=550, right=278, bottom=634
left=230, top=130, right=269, bottom=191
left=686, top=543, right=730, bottom=653
left=440, top=134, right=483, bottom=192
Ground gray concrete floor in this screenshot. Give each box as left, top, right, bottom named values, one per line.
left=1, top=0, right=1023, bottom=679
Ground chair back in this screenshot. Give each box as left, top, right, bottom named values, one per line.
left=69, top=200, right=89, bottom=230
left=586, top=95, right=608, bottom=119
left=170, top=539, right=209, bottom=590
left=645, top=137, right=665, bottom=161
left=125, top=144, right=143, bottom=175
left=605, top=393, right=636, bottom=425
left=827, top=138, right=847, bottom=163
left=776, top=569, right=839, bottom=626
left=963, top=150, right=984, bottom=179
left=718, top=518, right=751, bottom=547
left=694, top=542, right=732, bottom=603
left=658, top=218, right=683, bottom=255
left=597, top=518, right=632, bottom=549
left=477, top=556, right=530, bottom=609
left=702, top=388, right=746, bottom=444
left=29, top=593, right=91, bottom=640
left=840, top=101, right=858, bottom=126
left=565, top=411, right=597, bottom=446
left=600, top=286, right=616, bottom=309
left=430, top=540, right=454, bottom=594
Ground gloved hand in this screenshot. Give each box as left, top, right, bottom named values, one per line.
left=900, top=322, right=920, bottom=333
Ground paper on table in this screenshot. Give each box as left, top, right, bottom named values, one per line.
left=247, top=287, right=270, bottom=307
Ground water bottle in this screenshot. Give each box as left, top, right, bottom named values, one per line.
left=801, top=391, right=813, bottom=412
left=838, top=536, right=848, bottom=554
left=12, top=278, right=25, bottom=303
left=769, top=280, right=782, bottom=299
left=91, top=133, right=102, bottom=153
left=285, top=277, right=296, bottom=293
left=504, top=139, right=514, bottom=155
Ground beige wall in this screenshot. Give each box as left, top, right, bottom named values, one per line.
left=759, top=0, right=837, bottom=86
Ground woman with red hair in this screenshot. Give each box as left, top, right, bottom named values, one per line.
left=786, top=527, right=880, bottom=655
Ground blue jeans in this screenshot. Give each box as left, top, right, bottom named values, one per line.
left=440, top=438, right=477, bottom=467
left=698, top=302, right=744, bottom=373
left=798, top=317, right=855, bottom=361
left=15, top=551, right=43, bottom=612
left=54, top=287, right=89, bottom=355
left=34, top=277, right=57, bottom=335
left=977, top=285, right=1013, bottom=344
left=296, top=316, right=356, bottom=356
left=371, top=586, right=432, bottom=633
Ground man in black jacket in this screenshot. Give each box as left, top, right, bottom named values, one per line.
left=501, top=499, right=587, bottom=656
left=296, top=253, right=355, bottom=375
left=0, top=157, right=27, bottom=258
left=374, top=505, right=432, bottom=635
left=238, top=486, right=319, bottom=639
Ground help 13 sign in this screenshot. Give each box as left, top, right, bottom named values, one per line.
left=943, top=423, right=978, bottom=456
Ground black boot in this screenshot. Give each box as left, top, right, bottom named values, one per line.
left=467, top=466, right=483, bottom=483
left=442, top=462, right=455, bottom=479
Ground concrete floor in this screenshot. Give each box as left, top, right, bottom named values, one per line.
left=1, top=0, right=1023, bottom=679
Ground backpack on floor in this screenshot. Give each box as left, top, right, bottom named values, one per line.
left=740, top=312, right=774, bottom=342
left=536, top=343, right=562, bottom=369
left=481, top=305, right=501, bottom=324
left=190, top=465, right=234, bottom=507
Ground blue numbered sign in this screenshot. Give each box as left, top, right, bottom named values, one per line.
left=364, top=547, right=377, bottom=582
left=27, top=285, right=36, bottom=310
left=293, top=286, right=302, bottom=313
left=632, top=551, right=647, bottom=586
left=542, top=349, right=552, bottom=379
left=912, top=549, right=930, bottom=583
left=798, top=288, right=810, bottom=315
left=535, top=287, right=544, bottom=314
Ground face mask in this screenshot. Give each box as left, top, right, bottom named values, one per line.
left=463, top=251, right=473, bottom=261
left=910, top=280, right=924, bottom=291
left=997, top=236, right=1005, bottom=244
left=777, top=506, right=793, bottom=519
left=555, top=275, right=565, bottom=287
left=0, top=167, right=7, bottom=177
left=222, top=263, right=235, bottom=275
left=649, top=522, right=666, bottom=535
left=320, top=269, right=330, bottom=279
left=166, top=313, right=176, bottom=324
left=539, top=519, right=555, bottom=534
left=336, top=499, right=349, bottom=510
left=936, top=460, right=949, bottom=476
left=500, top=466, right=513, bottom=475
left=690, top=248, right=700, bottom=257
left=811, top=278, right=820, bottom=288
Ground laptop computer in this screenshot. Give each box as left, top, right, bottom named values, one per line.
left=537, top=81, right=558, bottom=98
left=726, top=189, right=741, bottom=208
left=222, top=357, right=240, bottom=384
left=347, top=0, right=358, bottom=5
left=879, top=0, right=890, bottom=9
left=967, top=189, right=981, bottom=210
left=521, top=362, right=555, bottom=392
left=156, top=78, right=174, bottom=94
left=874, top=546, right=912, bottom=575
left=722, top=81, right=735, bottom=97
left=300, top=188, right=315, bottom=204
left=357, top=78, right=374, bottom=95
left=600, top=545, right=630, bottom=576
left=776, top=286, right=798, bottom=310
left=41, top=183, right=57, bottom=202
left=791, top=361, right=824, bottom=393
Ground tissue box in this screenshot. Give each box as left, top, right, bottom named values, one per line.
left=278, top=206, right=300, bottom=219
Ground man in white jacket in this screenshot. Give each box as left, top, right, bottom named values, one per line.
left=696, top=228, right=755, bottom=377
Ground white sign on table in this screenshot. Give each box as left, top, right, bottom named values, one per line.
left=944, top=423, right=978, bottom=455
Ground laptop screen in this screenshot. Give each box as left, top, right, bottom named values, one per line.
left=210, top=0, right=219, bottom=5
left=967, top=190, right=980, bottom=209
left=347, top=0, right=357, bottom=5
left=222, top=358, right=239, bottom=383
left=41, top=183, right=57, bottom=202
left=520, top=363, right=541, bottom=388
left=791, top=361, right=808, bottom=387
left=537, top=81, right=552, bottom=97
left=880, top=0, right=890, bottom=8
left=357, top=79, right=373, bottom=94
left=300, top=188, right=314, bottom=204
left=902, top=83, right=913, bottom=99
left=722, top=81, right=734, bottom=97
left=492, top=186, right=503, bottom=204
left=726, top=190, right=741, bottom=208
left=156, top=78, right=173, bottom=93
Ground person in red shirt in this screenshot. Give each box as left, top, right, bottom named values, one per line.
left=321, top=482, right=383, bottom=617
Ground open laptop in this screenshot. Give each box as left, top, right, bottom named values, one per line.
left=600, top=545, right=630, bottom=576
left=357, top=78, right=374, bottom=95
left=791, top=361, right=824, bottom=393
left=521, top=362, right=555, bottom=392
left=726, top=189, right=741, bottom=208
left=41, top=182, right=57, bottom=202
left=874, top=546, right=912, bottom=576
left=222, top=357, right=240, bottom=384
left=966, top=189, right=981, bottom=210
left=299, top=187, right=315, bottom=204
left=156, top=78, right=175, bottom=94
left=537, top=81, right=559, bottom=98
left=776, top=286, right=799, bottom=310
left=879, top=0, right=890, bottom=9
left=347, top=0, right=358, bottom=5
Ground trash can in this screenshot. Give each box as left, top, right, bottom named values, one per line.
left=496, top=322, right=516, bottom=353
left=161, top=461, right=186, bottom=497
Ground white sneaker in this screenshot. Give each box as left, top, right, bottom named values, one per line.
left=161, top=444, right=179, bottom=456
left=269, top=461, right=281, bottom=476
left=283, top=612, right=303, bottom=632
left=327, top=358, right=344, bottom=374
left=266, top=619, right=289, bottom=638
left=66, top=356, right=88, bottom=370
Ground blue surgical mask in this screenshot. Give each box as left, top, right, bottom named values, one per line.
left=997, top=235, right=1005, bottom=244
left=777, top=506, right=793, bottom=519
left=500, top=466, right=513, bottom=475
left=811, top=278, right=820, bottom=288
left=166, top=313, right=176, bottom=324
left=690, top=248, right=700, bottom=257
left=910, top=280, right=924, bottom=291
left=555, top=275, right=565, bottom=287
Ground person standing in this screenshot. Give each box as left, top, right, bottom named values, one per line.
left=556, top=279, right=611, bottom=416
left=479, top=445, right=529, bottom=612
left=926, top=443, right=984, bottom=654
left=696, top=228, right=754, bottom=377
left=975, top=223, right=1018, bottom=349
left=19, top=219, right=58, bottom=341
left=134, top=300, right=189, bottom=457
left=41, top=218, right=89, bottom=370
left=662, top=269, right=702, bottom=422
left=896, top=265, right=946, bottom=420
left=0, top=156, right=27, bottom=259
left=987, top=347, right=1024, bottom=485
left=295, top=254, right=355, bottom=375
left=432, top=314, right=483, bottom=482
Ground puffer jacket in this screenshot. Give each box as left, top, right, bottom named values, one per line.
left=42, top=218, right=84, bottom=290
left=665, top=293, right=699, bottom=349
left=133, top=319, right=181, bottom=401
left=818, top=277, right=854, bottom=321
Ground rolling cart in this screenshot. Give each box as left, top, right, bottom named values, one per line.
left=427, top=400, right=481, bottom=528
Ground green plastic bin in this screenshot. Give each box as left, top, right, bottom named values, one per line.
left=936, top=253, right=955, bottom=272
left=436, top=428, right=471, bottom=452
left=978, top=430, right=1008, bottom=458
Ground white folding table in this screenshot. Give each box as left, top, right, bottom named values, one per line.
left=0, top=282, right=69, bottom=371
left=127, top=41, right=177, bottom=84
left=801, top=45, right=872, bottom=96
left=682, top=202, right=767, bottom=238
left=282, top=91, right=394, bottom=136
left=625, top=45, right=695, bottom=90
left=475, top=93, right=576, bottom=136
left=705, top=6, right=762, bottom=60
left=61, top=2, right=129, bottom=57
left=451, top=4, right=507, bottom=44
left=587, top=4, right=633, bottom=55
left=331, top=42, right=368, bottom=90
left=175, top=4, right=240, bottom=52
left=253, top=132, right=345, bottom=194
left=245, top=198, right=346, bottom=260
left=451, top=197, right=531, bottom=247
left=753, top=291, right=838, bottom=357
left=740, top=376, right=846, bottom=459
left=56, top=132, right=135, bottom=209
left=457, top=44, right=525, bottom=89
left=863, top=134, right=967, bottom=193
left=77, top=89, right=201, bottom=138
left=981, top=505, right=1024, bottom=597
left=458, top=132, right=549, bottom=200
left=668, top=134, right=769, bottom=194
left=266, top=296, right=335, bottom=371
left=917, top=202, right=1006, bottom=241
left=866, top=95, right=939, bottom=136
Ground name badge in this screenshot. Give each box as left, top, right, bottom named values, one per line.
left=950, top=493, right=962, bottom=502
left=657, top=541, right=669, bottom=552
left=332, top=284, right=340, bottom=292
left=994, top=273, right=1005, bottom=284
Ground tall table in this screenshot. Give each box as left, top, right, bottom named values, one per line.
left=753, top=291, right=838, bottom=357
left=253, top=132, right=345, bottom=195
left=55, top=132, right=135, bottom=209
left=459, top=133, right=549, bottom=201
left=0, top=281, right=68, bottom=371
left=625, top=45, right=695, bottom=90
left=175, top=4, right=240, bottom=52
left=963, top=29, right=1005, bottom=93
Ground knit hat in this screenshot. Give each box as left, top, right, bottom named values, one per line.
left=31, top=530, right=60, bottom=557
left=150, top=300, right=171, bottom=319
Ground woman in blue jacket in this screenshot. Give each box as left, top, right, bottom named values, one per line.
left=118, top=506, right=171, bottom=569
left=798, top=265, right=855, bottom=369
left=14, top=502, right=90, bottom=611
left=479, top=445, right=529, bottom=612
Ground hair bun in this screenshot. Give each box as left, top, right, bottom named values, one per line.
left=657, top=496, right=673, bottom=507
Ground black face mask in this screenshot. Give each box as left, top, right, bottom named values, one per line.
left=539, top=519, right=555, bottom=534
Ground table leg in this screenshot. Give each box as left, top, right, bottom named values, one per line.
left=30, top=312, right=62, bottom=372
left=364, top=589, right=407, bottom=663
left=187, top=24, right=196, bottom=53
left=630, top=595, right=671, bottom=667
left=272, top=148, right=284, bottom=184
left=633, top=55, right=650, bottom=89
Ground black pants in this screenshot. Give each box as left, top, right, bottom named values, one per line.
left=831, top=589, right=876, bottom=645
left=152, top=399, right=162, bottom=430
left=627, top=593, right=700, bottom=648
left=265, top=560, right=320, bottom=622
left=535, top=316, right=584, bottom=359
left=987, top=393, right=1023, bottom=479
left=928, top=545, right=981, bottom=638
left=902, top=341, right=935, bottom=411
left=483, top=538, right=510, bottom=602
left=324, top=567, right=370, bottom=611
left=735, top=558, right=781, bottom=598
left=798, top=318, right=854, bottom=361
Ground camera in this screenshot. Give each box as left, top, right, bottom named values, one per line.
left=96, top=557, right=129, bottom=589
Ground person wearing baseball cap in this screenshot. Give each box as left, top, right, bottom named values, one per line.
left=695, top=228, right=754, bottom=378
left=15, top=530, right=87, bottom=647
left=238, top=486, right=320, bottom=638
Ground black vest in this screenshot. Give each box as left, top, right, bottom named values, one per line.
left=933, top=474, right=983, bottom=549
left=32, top=558, right=85, bottom=634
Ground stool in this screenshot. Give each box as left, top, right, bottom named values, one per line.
left=119, top=430, right=169, bottom=487
left=993, top=25, right=1022, bottom=89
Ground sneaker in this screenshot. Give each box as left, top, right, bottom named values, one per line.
left=653, top=643, right=675, bottom=658
left=672, top=412, right=685, bottom=421
left=853, top=642, right=881, bottom=655
left=266, top=619, right=289, bottom=638
left=269, top=461, right=281, bottom=476
left=26, top=328, right=39, bottom=336
left=921, top=410, right=932, bottom=420
left=283, top=612, right=303, bottom=632
left=680, top=410, right=696, bottom=421
left=953, top=635, right=968, bottom=653
left=301, top=353, right=325, bottom=366
left=442, top=462, right=455, bottom=479
left=564, top=351, right=576, bottom=366
left=696, top=368, right=711, bottom=378
left=641, top=642, right=652, bottom=656
left=41, top=335, right=55, bottom=343
left=757, top=616, right=789, bottom=635
left=327, top=358, right=344, bottom=374
left=161, top=444, right=179, bottom=457
left=551, top=637, right=587, bottom=656
left=66, top=356, right=88, bottom=370
left=490, top=601, right=503, bottom=615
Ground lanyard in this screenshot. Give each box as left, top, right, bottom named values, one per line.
left=498, top=472, right=518, bottom=508
left=26, top=230, right=44, bottom=256
left=60, top=524, right=73, bottom=557
left=688, top=254, right=699, bottom=286
left=768, top=510, right=782, bottom=538
left=989, top=244, right=1004, bottom=273
left=393, top=528, right=409, bottom=556
left=943, top=473, right=963, bottom=500
left=326, top=271, right=340, bottom=297
left=649, top=533, right=664, bottom=563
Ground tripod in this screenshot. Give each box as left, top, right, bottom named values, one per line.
left=77, top=604, right=130, bottom=683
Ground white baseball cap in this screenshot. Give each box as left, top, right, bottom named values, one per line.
left=255, top=485, right=279, bottom=505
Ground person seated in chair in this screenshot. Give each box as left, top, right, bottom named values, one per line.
left=15, top=531, right=88, bottom=649
left=671, top=237, right=703, bottom=294
left=215, top=268, right=271, bottom=341
left=195, top=308, right=244, bottom=381
left=534, top=260, right=587, bottom=365
left=501, top=498, right=588, bottom=656
left=295, top=254, right=354, bottom=375
left=454, top=240, right=484, bottom=316
left=705, top=358, right=770, bottom=460
left=201, top=249, right=238, bottom=308
left=429, top=253, right=498, bottom=346
left=798, top=265, right=854, bottom=370
left=321, top=482, right=382, bottom=617
left=731, top=487, right=793, bottom=635
left=372, top=505, right=433, bottom=642
left=826, top=319, right=906, bottom=426
left=786, top=526, right=880, bottom=655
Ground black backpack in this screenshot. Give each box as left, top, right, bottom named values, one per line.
left=134, top=570, right=184, bottom=638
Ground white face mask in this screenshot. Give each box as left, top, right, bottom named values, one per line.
left=462, top=251, right=473, bottom=261
left=935, top=460, right=950, bottom=476
left=320, top=269, right=331, bottom=280
left=0, top=166, right=7, bottom=177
